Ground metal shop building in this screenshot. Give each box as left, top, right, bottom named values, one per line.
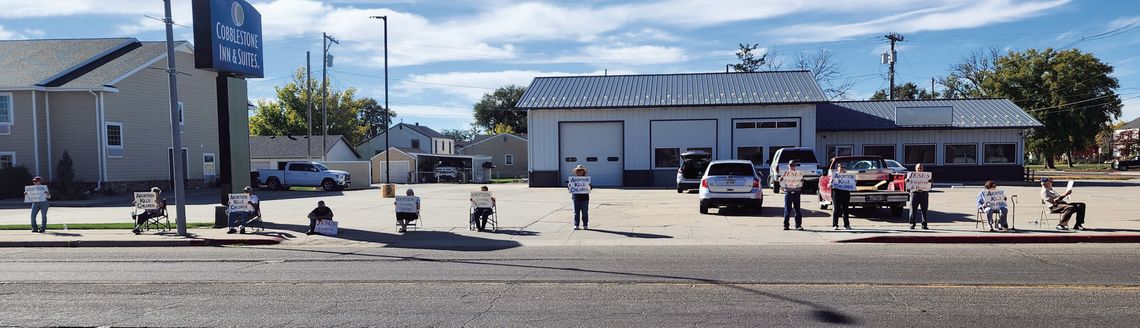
left=518, top=71, right=1043, bottom=187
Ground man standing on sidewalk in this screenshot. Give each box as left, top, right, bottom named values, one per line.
left=908, top=164, right=930, bottom=230
left=781, top=160, right=803, bottom=231
left=24, top=176, right=50, bottom=233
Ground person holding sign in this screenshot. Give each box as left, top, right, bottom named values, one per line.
left=395, top=189, right=421, bottom=233
left=1040, top=177, right=1087, bottom=230
left=568, top=165, right=592, bottom=230
left=306, top=200, right=334, bottom=235
left=780, top=160, right=804, bottom=230
left=132, top=187, right=166, bottom=234
left=469, top=186, right=497, bottom=232
left=976, top=181, right=1009, bottom=231
left=24, top=176, right=50, bottom=233
left=830, top=164, right=853, bottom=230
left=226, top=186, right=260, bottom=234
left=907, top=164, right=931, bottom=230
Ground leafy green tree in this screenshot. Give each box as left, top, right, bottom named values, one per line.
left=440, top=128, right=474, bottom=141
left=473, top=85, right=527, bottom=134
left=0, top=165, right=33, bottom=199
left=981, top=48, right=1122, bottom=168
left=870, top=82, right=938, bottom=100
left=249, top=68, right=393, bottom=146
left=731, top=43, right=767, bottom=73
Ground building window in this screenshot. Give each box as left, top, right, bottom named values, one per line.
left=564, top=157, right=577, bottom=162
left=505, top=154, right=514, bottom=166
left=655, top=148, right=680, bottom=168
left=0, top=93, right=11, bottom=135
left=759, top=121, right=778, bottom=128
left=687, top=147, right=713, bottom=156
left=106, top=122, right=124, bottom=158
left=735, top=122, right=755, bottom=129
left=411, top=139, right=420, bottom=149
left=984, top=143, right=1017, bottom=164
left=0, top=152, right=14, bottom=168
left=945, top=144, right=978, bottom=165
left=826, top=145, right=853, bottom=162
left=904, top=144, right=936, bottom=164
left=863, top=145, right=895, bottom=160
left=776, top=121, right=797, bottom=128
left=736, top=146, right=764, bottom=165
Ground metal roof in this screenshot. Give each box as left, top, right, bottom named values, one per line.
left=1121, top=117, right=1140, bottom=130
left=817, top=99, right=1044, bottom=131
left=249, top=135, right=360, bottom=159
left=516, top=71, right=827, bottom=110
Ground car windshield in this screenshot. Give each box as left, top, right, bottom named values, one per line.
left=313, top=163, right=329, bottom=171
left=707, top=163, right=756, bottom=176
left=776, top=150, right=818, bottom=164
left=886, top=160, right=904, bottom=168
left=835, top=158, right=885, bottom=171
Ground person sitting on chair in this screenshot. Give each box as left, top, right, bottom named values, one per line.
left=1040, top=177, right=1087, bottom=230
left=976, top=181, right=1009, bottom=231
left=132, top=187, right=166, bottom=235
left=227, top=186, right=260, bottom=234
left=306, top=200, right=334, bottom=235
left=469, top=185, right=497, bottom=232
left=395, top=189, right=420, bottom=233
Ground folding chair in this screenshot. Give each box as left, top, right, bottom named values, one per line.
left=396, top=213, right=421, bottom=231
left=469, top=205, right=498, bottom=232
left=245, top=206, right=265, bottom=232
left=975, top=208, right=986, bottom=230
left=1031, top=199, right=1063, bottom=227
left=132, top=203, right=171, bottom=232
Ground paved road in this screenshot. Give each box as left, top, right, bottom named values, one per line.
left=2, top=244, right=1139, bottom=327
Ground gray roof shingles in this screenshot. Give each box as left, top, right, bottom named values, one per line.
left=0, top=38, right=134, bottom=89
left=59, top=41, right=185, bottom=89
left=817, top=99, right=1044, bottom=131
left=517, top=71, right=827, bottom=109
left=249, top=135, right=360, bottom=159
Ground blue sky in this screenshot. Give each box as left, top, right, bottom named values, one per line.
left=3, top=0, right=1140, bottom=132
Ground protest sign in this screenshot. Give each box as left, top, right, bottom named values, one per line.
left=984, top=190, right=1007, bottom=208
left=1066, top=180, right=1074, bottom=194
left=569, top=176, right=591, bottom=194
left=905, top=172, right=933, bottom=192
left=395, top=196, right=419, bottom=213
left=24, top=185, right=47, bottom=203
left=830, top=173, right=857, bottom=191
left=134, top=192, right=159, bottom=210
left=228, top=193, right=253, bottom=212
left=314, top=220, right=338, bottom=235
left=781, top=171, right=804, bottom=190
left=471, top=191, right=494, bottom=208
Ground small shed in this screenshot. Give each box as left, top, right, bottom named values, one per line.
left=370, top=147, right=491, bottom=184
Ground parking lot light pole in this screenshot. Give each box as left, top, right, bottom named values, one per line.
left=369, top=15, right=391, bottom=189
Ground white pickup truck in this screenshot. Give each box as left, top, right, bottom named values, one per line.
left=258, top=162, right=351, bottom=191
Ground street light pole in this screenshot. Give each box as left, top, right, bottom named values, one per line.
left=162, top=0, right=188, bottom=236
left=369, top=15, right=390, bottom=185
left=306, top=51, right=312, bottom=161
left=321, top=33, right=339, bottom=162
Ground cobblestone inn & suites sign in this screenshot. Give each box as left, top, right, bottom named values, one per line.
left=192, top=0, right=264, bottom=78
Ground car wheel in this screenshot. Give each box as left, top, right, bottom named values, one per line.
left=677, top=187, right=683, bottom=193
left=1122, top=165, right=1130, bottom=171
left=753, top=200, right=763, bottom=214
left=266, top=178, right=282, bottom=191
left=321, top=179, right=336, bottom=192
left=699, top=204, right=709, bottom=214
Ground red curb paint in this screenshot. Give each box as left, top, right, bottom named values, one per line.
left=838, top=234, right=1140, bottom=244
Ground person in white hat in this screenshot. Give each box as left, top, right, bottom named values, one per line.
left=132, top=187, right=166, bottom=234
left=568, top=165, right=592, bottom=230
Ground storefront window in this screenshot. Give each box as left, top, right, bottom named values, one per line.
left=863, top=145, right=895, bottom=160
left=984, top=144, right=1017, bottom=164
left=944, top=144, right=978, bottom=164
left=655, top=148, right=680, bottom=168
left=904, top=144, right=936, bottom=164
left=826, top=145, right=853, bottom=162
left=736, top=147, right=764, bottom=165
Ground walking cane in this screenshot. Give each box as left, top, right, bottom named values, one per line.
left=1010, top=195, right=1017, bottom=231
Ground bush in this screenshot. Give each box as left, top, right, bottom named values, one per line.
left=0, top=165, right=34, bottom=199
left=52, top=151, right=87, bottom=200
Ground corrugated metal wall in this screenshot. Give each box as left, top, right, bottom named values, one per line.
left=815, top=129, right=1025, bottom=165
left=529, top=104, right=816, bottom=173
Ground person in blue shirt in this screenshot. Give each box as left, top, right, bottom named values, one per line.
left=976, top=180, right=1009, bottom=231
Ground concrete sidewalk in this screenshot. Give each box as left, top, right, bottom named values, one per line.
left=0, top=229, right=283, bottom=247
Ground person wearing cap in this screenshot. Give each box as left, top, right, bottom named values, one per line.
left=227, top=186, right=260, bottom=234
left=132, top=187, right=166, bottom=235
left=1040, top=177, right=1087, bottom=230
left=24, top=176, right=50, bottom=233
left=908, top=163, right=930, bottom=230
left=780, top=160, right=803, bottom=231
left=395, top=189, right=420, bottom=233
left=305, top=200, right=334, bottom=235
left=568, top=165, right=592, bottom=230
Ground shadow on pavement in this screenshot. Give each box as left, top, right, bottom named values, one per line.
left=487, top=229, right=541, bottom=236
left=583, top=228, right=673, bottom=239
left=262, top=222, right=521, bottom=251
left=854, top=209, right=974, bottom=224
left=43, top=231, right=82, bottom=237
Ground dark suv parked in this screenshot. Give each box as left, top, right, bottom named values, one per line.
left=676, top=151, right=711, bottom=193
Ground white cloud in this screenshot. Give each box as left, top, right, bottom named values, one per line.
left=0, top=25, right=44, bottom=39
left=529, top=45, right=689, bottom=66
left=1122, top=97, right=1140, bottom=122
left=770, top=0, right=1070, bottom=43
left=387, top=104, right=473, bottom=119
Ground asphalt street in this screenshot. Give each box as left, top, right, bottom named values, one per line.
left=2, top=244, right=1139, bottom=327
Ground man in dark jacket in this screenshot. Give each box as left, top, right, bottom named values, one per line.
left=306, top=200, right=334, bottom=235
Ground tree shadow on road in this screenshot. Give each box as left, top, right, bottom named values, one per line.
left=261, top=222, right=521, bottom=251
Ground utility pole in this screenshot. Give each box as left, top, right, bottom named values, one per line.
left=321, top=33, right=339, bottom=162
left=306, top=51, right=312, bottom=161
left=369, top=16, right=390, bottom=185
left=884, top=33, right=904, bottom=100
left=931, top=77, right=936, bottom=99
left=162, top=0, right=187, bottom=236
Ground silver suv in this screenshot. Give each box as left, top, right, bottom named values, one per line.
left=699, top=160, right=764, bottom=214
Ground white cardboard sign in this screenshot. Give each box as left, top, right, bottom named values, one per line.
left=471, top=191, right=494, bottom=208
left=568, top=176, right=591, bottom=194
left=1066, top=180, right=1074, bottom=194
left=228, top=193, right=254, bottom=212
left=395, top=196, right=419, bottom=213
left=134, top=192, right=159, bottom=210
left=781, top=171, right=804, bottom=190
left=24, top=185, right=47, bottom=203
left=314, top=220, right=338, bottom=235
left=905, top=172, right=933, bottom=192
left=830, top=173, right=857, bottom=191
left=985, top=190, right=1007, bottom=208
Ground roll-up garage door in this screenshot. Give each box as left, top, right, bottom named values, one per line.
left=560, top=122, right=623, bottom=186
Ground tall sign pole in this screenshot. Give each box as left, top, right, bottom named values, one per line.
left=163, top=0, right=188, bottom=236
left=369, top=16, right=390, bottom=184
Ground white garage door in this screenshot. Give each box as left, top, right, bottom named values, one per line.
left=376, top=161, right=410, bottom=184
left=732, top=118, right=801, bottom=166
left=560, top=122, right=623, bottom=186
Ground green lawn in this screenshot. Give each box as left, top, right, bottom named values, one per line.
left=0, top=222, right=215, bottom=230
left=1026, top=163, right=1112, bottom=172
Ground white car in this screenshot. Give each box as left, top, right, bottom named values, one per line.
left=699, top=160, right=764, bottom=214
left=885, top=159, right=908, bottom=174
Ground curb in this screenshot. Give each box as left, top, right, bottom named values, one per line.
left=0, top=237, right=283, bottom=248
left=838, top=234, right=1140, bottom=244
